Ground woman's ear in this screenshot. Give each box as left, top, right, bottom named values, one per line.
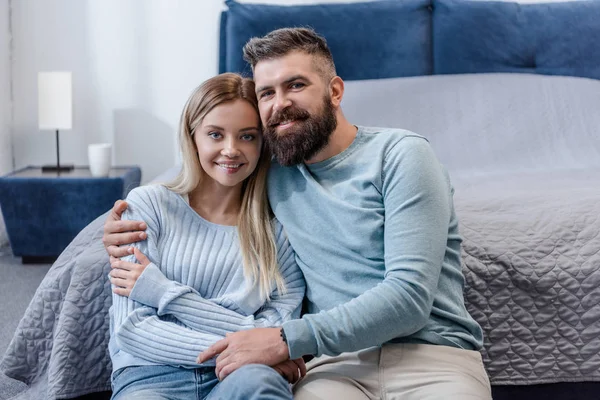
left=329, top=76, right=344, bottom=108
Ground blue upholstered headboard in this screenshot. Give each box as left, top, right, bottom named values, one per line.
left=219, top=0, right=600, bottom=81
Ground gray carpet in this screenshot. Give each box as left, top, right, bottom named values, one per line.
left=0, top=246, right=51, bottom=356
left=0, top=245, right=51, bottom=400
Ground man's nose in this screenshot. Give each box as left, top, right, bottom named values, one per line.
left=273, top=92, right=292, bottom=113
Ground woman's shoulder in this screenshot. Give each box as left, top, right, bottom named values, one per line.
left=271, top=217, right=292, bottom=250
left=125, top=184, right=179, bottom=208
left=271, top=216, right=284, bottom=235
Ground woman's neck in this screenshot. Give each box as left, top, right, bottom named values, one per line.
left=188, top=180, right=243, bottom=226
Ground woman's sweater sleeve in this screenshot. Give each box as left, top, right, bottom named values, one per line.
left=112, top=187, right=222, bottom=366
left=128, top=221, right=305, bottom=336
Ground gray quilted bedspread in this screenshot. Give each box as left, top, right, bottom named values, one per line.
left=0, top=213, right=113, bottom=399
left=1, top=168, right=600, bottom=398
left=456, top=169, right=600, bottom=385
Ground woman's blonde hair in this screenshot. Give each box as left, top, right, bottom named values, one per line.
left=165, top=72, right=284, bottom=300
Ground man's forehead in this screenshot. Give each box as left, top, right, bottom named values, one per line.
left=253, top=53, right=316, bottom=86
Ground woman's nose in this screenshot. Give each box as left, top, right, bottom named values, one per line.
left=221, top=139, right=241, bottom=158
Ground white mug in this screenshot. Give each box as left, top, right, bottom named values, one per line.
left=88, top=143, right=112, bottom=177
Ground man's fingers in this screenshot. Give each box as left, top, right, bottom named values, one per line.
left=290, top=366, right=300, bottom=383
left=293, top=358, right=307, bottom=378
left=107, top=245, right=130, bottom=258
left=218, top=362, right=241, bottom=381
left=197, top=339, right=229, bottom=364
left=107, top=232, right=146, bottom=247
left=105, top=220, right=147, bottom=235
left=277, top=362, right=298, bottom=383
left=215, top=350, right=233, bottom=378
left=111, top=200, right=128, bottom=219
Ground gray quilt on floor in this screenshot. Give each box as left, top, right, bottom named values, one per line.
left=0, top=214, right=112, bottom=399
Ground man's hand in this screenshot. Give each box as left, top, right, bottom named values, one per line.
left=272, top=358, right=307, bottom=384
left=197, top=328, right=290, bottom=380
left=110, top=248, right=151, bottom=297
left=102, top=200, right=147, bottom=258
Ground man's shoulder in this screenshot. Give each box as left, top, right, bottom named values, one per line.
left=359, top=126, right=428, bottom=148
left=268, top=158, right=301, bottom=181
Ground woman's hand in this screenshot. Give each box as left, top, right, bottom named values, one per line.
left=272, top=358, right=307, bottom=384
left=110, top=247, right=151, bottom=297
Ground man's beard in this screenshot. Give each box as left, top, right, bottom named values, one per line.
left=264, top=95, right=337, bottom=166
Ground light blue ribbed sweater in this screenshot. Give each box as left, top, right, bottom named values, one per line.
left=109, top=185, right=305, bottom=372
left=270, top=127, right=484, bottom=359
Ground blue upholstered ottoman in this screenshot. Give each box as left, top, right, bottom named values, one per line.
left=0, top=166, right=141, bottom=263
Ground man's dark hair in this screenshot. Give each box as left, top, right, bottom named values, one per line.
left=243, top=27, right=337, bottom=81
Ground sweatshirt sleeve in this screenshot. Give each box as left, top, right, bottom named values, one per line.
left=112, top=186, right=222, bottom=366
left=128, top=221, right=305, bottom=337
left=281, top=137, right=452, bottom=359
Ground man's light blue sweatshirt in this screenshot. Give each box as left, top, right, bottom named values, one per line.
left=269, top=127, right=483, bottom=359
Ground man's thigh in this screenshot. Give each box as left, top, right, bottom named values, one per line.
left=293, top=347, right=381, bottom=400
left=381, top=343, right=492, bottom=400
left=293, top=343, right=491, bottom=400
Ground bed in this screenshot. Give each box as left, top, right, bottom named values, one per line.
left=2, top=0, right=600, bottom=399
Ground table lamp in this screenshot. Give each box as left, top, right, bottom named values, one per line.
left=38, top=71, right=74, bottom=172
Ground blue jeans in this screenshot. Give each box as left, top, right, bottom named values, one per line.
left=111, top=364, right=292, bottom=400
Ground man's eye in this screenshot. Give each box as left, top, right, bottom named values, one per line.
left=208, top=132, right=222, bottom=139
left=260, top=90, right=274, bottom=98
left=290, top=82, right=305, bottom=89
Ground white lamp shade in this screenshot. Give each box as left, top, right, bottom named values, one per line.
left=38, top=71, right=73, bottom=130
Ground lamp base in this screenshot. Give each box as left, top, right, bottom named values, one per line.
left=42, top=164, right=75, bottom=173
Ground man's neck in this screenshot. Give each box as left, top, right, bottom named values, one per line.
left=305, top=116, right=357, bottom=165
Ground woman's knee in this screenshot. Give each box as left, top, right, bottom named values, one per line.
left=228, top=364, right=286, bottom=386
left=218, top=364, right=292, bottom=399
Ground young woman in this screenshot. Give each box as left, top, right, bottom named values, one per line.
left=107, top=73, right=305, bottom=400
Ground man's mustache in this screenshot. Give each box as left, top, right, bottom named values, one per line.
left=267, top=107, right=310, bottom=128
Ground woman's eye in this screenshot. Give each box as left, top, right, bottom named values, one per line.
left=241, top=134, right=255, bottom=141
left=208, top=132, right=222, bottom=139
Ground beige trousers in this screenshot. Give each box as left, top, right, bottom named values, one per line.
left=293, top=343, right=492, bottom=400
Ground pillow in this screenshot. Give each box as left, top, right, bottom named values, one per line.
left=433, top=0, right=600, bottom=80
left=220, top=0, right=433, bottom=80
left=340, top=73, right=600, bottom=175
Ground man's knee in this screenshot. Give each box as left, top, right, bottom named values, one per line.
left=293, top=372, right=371, bottom=400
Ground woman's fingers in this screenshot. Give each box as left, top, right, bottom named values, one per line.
left=133, top=248, right=150, bottom=266
left=109, top=268, right=130, bottom=280
left=111, top=258, right=139, bottom=272
left=112, top=287, right=130, bottom=297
